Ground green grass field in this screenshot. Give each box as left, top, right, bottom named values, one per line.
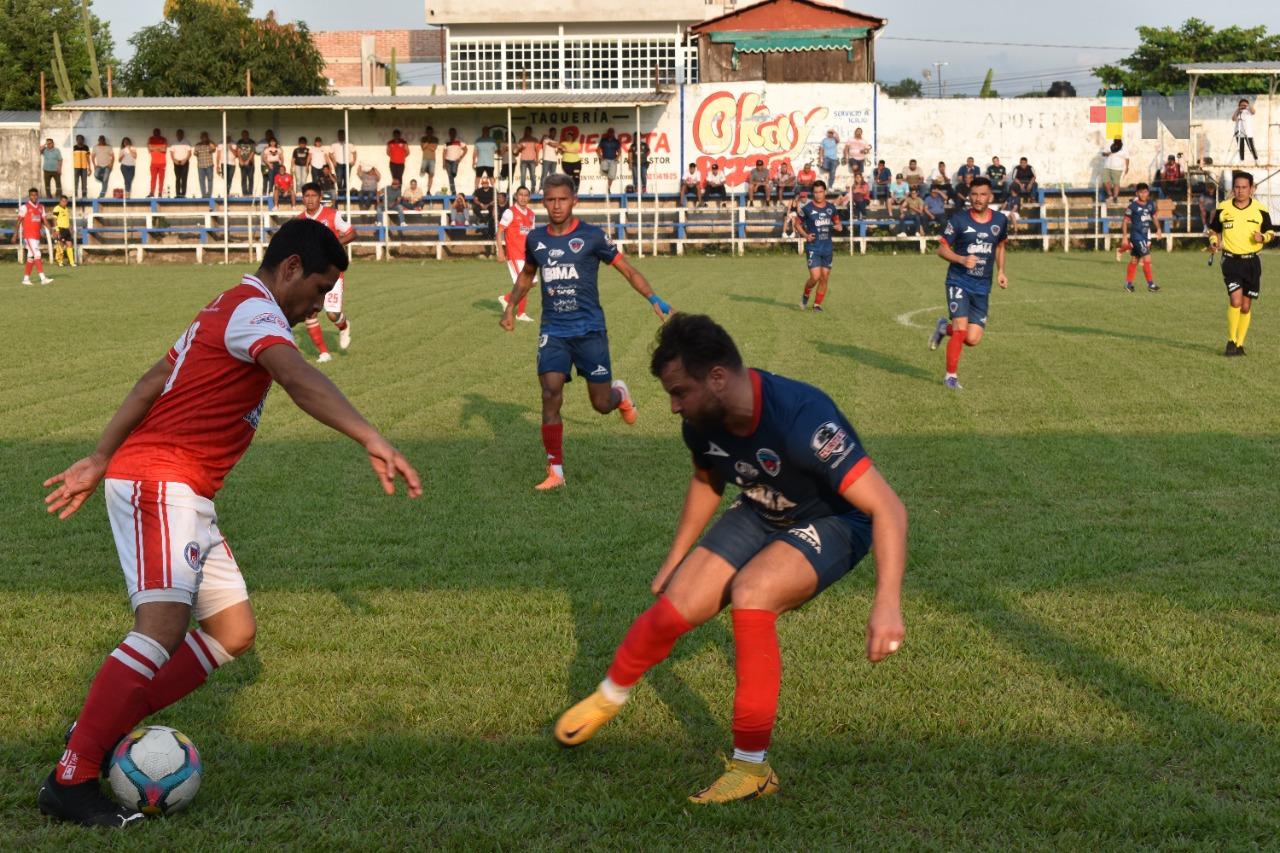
left=3, top=248, right=1280, bottom=849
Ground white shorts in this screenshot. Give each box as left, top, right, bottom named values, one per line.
left=23, top=238, right=42, bottom=260
left=507, top=259, right=525, bottom=284
left=105, top=478, right=248, bottom=620
left=323, top=274, right=345, bottom=313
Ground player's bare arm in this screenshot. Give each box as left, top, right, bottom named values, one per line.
left=43, top=357, right=173, bottom=520
left=651, top=466, right=726, bottom=595
left=613, top=255, right=673, bottom=321
left=995, top=242, right=1008, bottom=289
left=937, top=240, right=977, bottom=269
left=337, top=226, right=356, bottom=247
left=500, top=261, right=539, bottom=331
left=257, top=345, right=422, bottom=497
left=840, top=465, right=907, bottom=663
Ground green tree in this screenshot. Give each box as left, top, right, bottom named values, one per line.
left=1095, top=18, right=1280, bottom=95
left=879, top=78, right=923, bottom=98
left=978, top=69, right=997, bottom=98
left=0, top=0, right=114, bottom=109
left=122, top=0, right=327, bottom=97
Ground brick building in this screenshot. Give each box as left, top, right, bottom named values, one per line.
left=313, top=30, right=445, bottom=91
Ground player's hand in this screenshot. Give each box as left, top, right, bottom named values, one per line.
left=651, top=300, right=673, bottom=323
left=363, top=435, right=422, bottom=497
left=650, top=559, right=680, bottom=596
left=43, top=453, right=108, bottom=520
left=865, top=598, right=904, bottom=663
left=1253, top=231, right=1266, bottom=244
left=963, top=254, right=978, bottom=270
left=806, top=233, right=815, bottom=242
left=998, top=272, right=1008, bottom=289
left=499, top=305, right=515, bottom=332
left=1208, top=237, right=1219, bottom=252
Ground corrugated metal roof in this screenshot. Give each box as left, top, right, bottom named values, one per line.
left=1173, top=62, right=1280, bottom=75
left=0, top=110, right=41, bottom=125
left=52, top=92, right=673, bottom=112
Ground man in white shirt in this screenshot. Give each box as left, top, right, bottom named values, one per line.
left=309, top=136, right=332, bottom=185
left=169, top=130, right=194, bottom=198
left=330, top=130, right=357, bottom=195
left=540, top=128, right=559, bottom=187
left=704, top=163, right=727, bottom=207
left=1100, top=140, right=1128, bottom=203
left=1233, top=99, right=1258, bottom=164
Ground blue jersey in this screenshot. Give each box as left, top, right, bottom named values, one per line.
left=1125, top=199, right=1155, bottom=240
left=799, top=202, right=839, bottom=248
left=682, top=370, right=872, bottom=528
left=941, top=208, right=1009, bottom=295
left=525, top=219, right=620, bottom=337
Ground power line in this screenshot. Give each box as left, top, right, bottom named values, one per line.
left=881, top=36, right=1133, bottom=50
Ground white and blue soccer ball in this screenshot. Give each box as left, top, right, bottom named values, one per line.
left=107, top=725, right=202, bottom=815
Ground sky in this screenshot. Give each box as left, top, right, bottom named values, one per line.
left=91, top=0, right=1275, bottom=95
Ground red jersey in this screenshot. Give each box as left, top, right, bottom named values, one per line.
left=17, top=201, right=46, bottom=240
left=274, top=172, right=294, bottom=192
left=297, top=205, right=352, bottom=237
left=500, top=205, right=535, bottom=260
left=107, top=275, right=298, bottom=498
left=387, top=139, right=410, bottom=165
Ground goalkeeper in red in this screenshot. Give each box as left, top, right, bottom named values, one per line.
left=553, top=313, right=907, bottom=803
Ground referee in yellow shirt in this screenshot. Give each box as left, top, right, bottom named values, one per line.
left=50, top=195, right=76, bottom=267
left=1208, top=171, right=1277, bottom=356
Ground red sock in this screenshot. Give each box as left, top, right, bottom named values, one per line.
left=1126, top=260, right=1137, bottom=283
left=57, top=632, right=168, bottom=784
left=1141, top=258, right=1153, bottom=283
left=306, top=322, right=328, bottom=353
left=731, top=609, right=781, bottom=753
left=803, top=281, right=815, bottom=297
left=541, top=422, right=564, bottom=466
left=946, top=329, right=965, bottom=374
left=814, top=289, right=826, bottom=306
left=35, top=259, right=44, bottom=274
left=945, top=323, right=954, bottom=336
left=606, top=595, right=694, bottom=687
left=24, top=261, right=33, bottom=276
left=334, top=313, right=348, bottom=331
left=517, top=295, right=528, bottom=315
left=143, top=630, right=230, bottom=716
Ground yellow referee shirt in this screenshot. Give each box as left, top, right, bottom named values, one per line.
left=52, top=204, right=70, bottom=229
left=1209, top=199, right=1276, bottom=255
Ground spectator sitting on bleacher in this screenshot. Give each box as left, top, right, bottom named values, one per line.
left=986, top=156, right=1007, bottom=197
left=781, top=190, right=808, bottom=238
left=902, top=158, right=925, bottom=193
left=356, top=164, right=380, bottom=210
left=1012, top=157, right=1037, bottom=198
left=929, top=161, right=952, bottom=199
left=380, top=178, right=404, bottom=225
left=776, top=160, right=796, bottom=200
left=887, top=173, right=908, bottom=217
left=872, top=159, right=891, bottom=201
left=956, top=157, right=980, bottom=184
left=923, top=186, right=947, bottom=232
left=450, top=193, right=470, bottom=227
left=316, top=164, right=337, bottom=201
left=402, top=179, right=425, bottom=211
left=272, top=168, right=296, bottom=208
left=1001, top=183, right=1023, bottom=229
left=954, top=173, right=974, bottom=207
left=747, top=160, right=772, bottom=206
left=898, top=187, right=926, bottom=235
left=796, top=161, right=817, bottom=195
left=1161, top=155, right=1184, bottom=196
left=472, top=175, right=496, bottom=240
left=704, top=163, right=728, bottom=206
left=680, top=163, right=702, bottom=207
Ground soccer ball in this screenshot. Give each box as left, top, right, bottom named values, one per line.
left=107, top=725, right=203, bottom=815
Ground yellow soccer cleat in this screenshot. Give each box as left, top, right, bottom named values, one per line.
left=688, top=758, right=780, bottom=804
left=553, top=688, right=621, bottom=747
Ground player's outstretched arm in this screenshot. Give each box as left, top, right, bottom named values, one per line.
left=651, top=466, right=725, bottom=595
left=258, top=345, right=421, bottom=497
left=44, top=357, right=172, bottom=520
left=841, top=466, right=907, bottom=663
left=613, top=255, right=672, bottom=321
left=500, top=262, right=538, bottom=331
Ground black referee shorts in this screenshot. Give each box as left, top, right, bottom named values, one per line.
left=1223, top=254, right=1262, bottom=300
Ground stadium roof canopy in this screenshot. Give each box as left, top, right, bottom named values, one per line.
left=1172, top=62, right=1280, bottom=76
left=52, top=93, right=673, bottom=112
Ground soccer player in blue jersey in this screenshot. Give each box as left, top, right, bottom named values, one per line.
left=927, top=176, right=1009, bottom=390
left=795, top=180, right=844, bottom=311
left=500, top=174, right=673, bottom=490
left=553, top=314, right=907, bottom=803
left=1120, top=182, right=1161, bottom=293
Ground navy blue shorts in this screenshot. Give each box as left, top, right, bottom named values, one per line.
left=946, top=284, right=990, bottom=327
left=698, top=500, right=871, bottom=594
left=806, top=244, right=834, bottom=269
left=1129, top=237, right=1151, bottom=258
left=537, top=330, right=612, bottom=383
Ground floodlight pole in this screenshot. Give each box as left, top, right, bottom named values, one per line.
left=222, top=109, right=229, bottom=264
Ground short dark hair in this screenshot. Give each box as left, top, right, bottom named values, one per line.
left=650, top=314, right=743, bottom=380
left=542, top=173, right=575, bottom=194
left=813, top=179, right=827, bottom=190
left=970, top=176, right=992, bottom=189
left=300, top=182, right=322, bottom=195
left=27, top=187, right=38, bottom=194
left=261, top=218, right=349, bottom=275
left=1233, top=170, right=1254, bottom=186
left=1135, top=182, right=1150, bottom=192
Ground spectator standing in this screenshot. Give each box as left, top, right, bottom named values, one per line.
left=443, top=128, right=468, bottom=197
left=776, top=160, right=797, bottom=200
left=170, top=129, right=193, bottom=198
left=235, top=130, right=256, bottom=196
left=72, top=134, right=90, bottom=197
left=473, top=130, right=499, bottom=180
left=820, top=129, right=840, bottom=188
left=986, top=157, right=1007, bottom=197
left=796, top=161, right=817, bottom=195
left=1100, top=140, right=1128, bottom=202
left=118, top=138, right=137, bottom=198
left=1012, top=157, right=1037, bottom=197
left=1232, top=99, right=1258, bottom=163
left=598, top=127, right=621, bottom=195
left=262, top=136, right=283, bottom=186
left=843, top=128, right=871, bottom=177
left=516, top=126, right=540, bottom=192
left=747, top=159, right=772, bottom=205
left=704, top=163, right=727, bottom=206
left=194, top=132, right=217, bottom=198
left=356, top=164, right=380, bottom=210
left=331, top=130, right=356, bottom=195
left=217, top=136, right=235, bottom=195
left=472, top=175, right=496, bottom=240
left=146, top=128, right=167, bottom=197
left=559, top=128, right=583, bottom=190
left=308, top=136, right=330, bottom=185
left=540, top=128, right=559, bottom=185
left=291, top=137, right=310, bottom=189
left=92, top=136, right=114, bottom=198
left=626, top=136, right=649, bottom=194
left=902, top=158, right=925, bottom=192
left=386, top=129, right=410, bottom=184
left=420, top=127, right=439, bottom=195
left=41, top=138, right=63, bottom=198
left=679, top=163, right=702, bottom=207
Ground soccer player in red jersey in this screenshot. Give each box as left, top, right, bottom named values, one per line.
left=297, top=183, right=355, bottom=362
left=37, top=219, right=421, bottom=828
left=496, top=185, right=536, bottom=323
left=13, top=187, right=54, bottom=286
left=553, top=314, right=906, bottom=802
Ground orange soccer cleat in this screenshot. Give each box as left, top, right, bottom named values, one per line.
left=535, top=465, right=565, bottom=491
left=613, top=379, right=637, bottom=425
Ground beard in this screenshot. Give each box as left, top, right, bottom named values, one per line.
left=682, top=398, right=728, bottom=432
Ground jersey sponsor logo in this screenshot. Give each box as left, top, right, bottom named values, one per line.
left=590, top=364, right=608, bottom=377
left=568, top=237, right=585, bottom=254
left=249, top=311, right=289, bottom=330
left=705, top=441, right=729, bottom=457
left=538, top=334, right=549, bottom=348
left=788, top=523, right=822, bottom=554
left=543, top=265, right=581, bottom=283
left=742, top=483, right=797, bottom=514
left=548, top=249, right=565, bottom=259
left=183, top=541, right=202, bottom=571
left=810, top=421, right=849, bottom=462
left=756, top=448, right=782, bottom=477
left=734, top=460, right=759, bottom=480
left=964, top=226, right=976, bottom=234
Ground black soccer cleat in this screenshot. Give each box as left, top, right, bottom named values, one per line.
left=1236, top=345, right=1247, bottom=356
left=1147, top=282, right=1160, bottom=292
left=1224, top=341, right=1240, bottom=357
left=929, top=316, right=948, bottom=350
left=37, top=772, right=144, bottom=828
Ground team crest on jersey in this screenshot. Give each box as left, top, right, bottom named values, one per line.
left=990, top=224, right=1001, bottom=235
left=184, top=541, right=202, bottom=571
left=734, top=460, right=759, bottom=480
left=756, top=448, right=782, bottom=477
left=568, top=238, right=585, bottom=254
left=249, top=312, right=289, bottom=330
left=810, top=422, right=849, bottom=462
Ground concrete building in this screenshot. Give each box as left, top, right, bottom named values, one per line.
left=313, top=29, right=445, bottom=93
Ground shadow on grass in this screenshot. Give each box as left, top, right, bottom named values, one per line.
left=814, top=340, right=936, bottom=383
left=1029, top=322, right=1200, bottom=350
left=727, top=294, right=798, bottom=310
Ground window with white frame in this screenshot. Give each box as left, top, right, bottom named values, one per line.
left=449, top=41, right=504, bottom=92
left=505, top=40, right=560, bottom=91
left=449, top=35, right=693, bottom=93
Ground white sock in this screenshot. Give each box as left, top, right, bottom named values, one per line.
left=732, top=747, right=767, bottom=764
left=599, top=676, right=630, bottom=705
left=550, top=463, right=564, bottom=479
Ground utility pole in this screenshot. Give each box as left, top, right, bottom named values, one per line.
left=932, top=61, right=948, bottom=98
